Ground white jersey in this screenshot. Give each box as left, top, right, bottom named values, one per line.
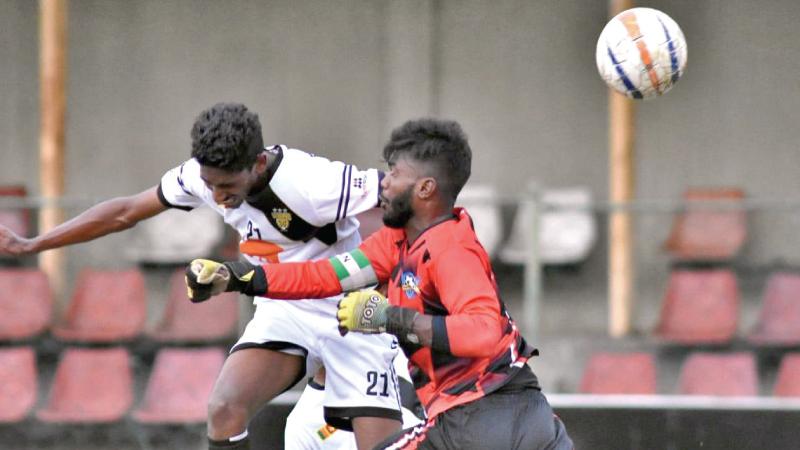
left=158, top=145, right=383, bottom=301
left=159, top=145, right=405, bottom=431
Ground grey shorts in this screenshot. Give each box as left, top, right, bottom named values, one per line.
left=378, top=387, right=573, bottom=450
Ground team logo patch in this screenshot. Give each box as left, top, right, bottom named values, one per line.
left=400, top=272, right=421, bottom=298
left=271, top=208, right=292, bottom=231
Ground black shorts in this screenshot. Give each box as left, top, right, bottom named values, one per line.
left=375, top=372, right=572, bottom=449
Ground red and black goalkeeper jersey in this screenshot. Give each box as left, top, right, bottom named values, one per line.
left=263, top=208, right=538, bottom=419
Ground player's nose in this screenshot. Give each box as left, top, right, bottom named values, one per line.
left=380, top=174, right=390, bottom=191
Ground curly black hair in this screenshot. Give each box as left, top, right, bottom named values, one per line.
left=190, top=102, right=264, bottom=171
left=383, top=118, right=472, bottom=204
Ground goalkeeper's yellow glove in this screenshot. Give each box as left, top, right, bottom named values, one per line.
left=337, top=290, right=390, bottom=334
left=337, top=290, right=420, bottom=340
left=185, top=258, right=266, bottom=302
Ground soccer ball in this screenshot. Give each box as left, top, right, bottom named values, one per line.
left=595, top=7, right=687, bottom=100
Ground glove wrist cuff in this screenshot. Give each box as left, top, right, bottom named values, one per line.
left=242, top=265, right=267, bottom=296
left=385, top=306, right=420, bottom=343
left=224, top=261, right=268, bottom=296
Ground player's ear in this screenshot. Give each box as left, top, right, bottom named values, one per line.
left=253, top=152, right=268, bottom=176
left=417, top=177, right=437, bottom=200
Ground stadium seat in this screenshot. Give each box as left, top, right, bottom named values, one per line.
left=147, top=268, right=239, bottom=343
left=0, top=347, right=37, bottom=422
left=51, top=269, right=146, bottom=343
left=654, top=269, right=739, bottom=344
left=457, top=184, right=503, bottom=258
left=126, top=206, right=224, bottom=265
left=0, top=185, right=30, bottom=238
left=579, top=352, right=657, bottom=394
left=748, top=272, right=800, bottom=346
left=133, top=347, right=226, bottom=424
left=678, top=352, right=758, bottom=396
left=37, top=347, right=133, bottom=423
left=0, top=269, right=52, bottom=340
left=663, top=187, right=747, bottom=262
left=773, top=353, right=800, bottom=397
left=499, top=186, right=596, bottom=266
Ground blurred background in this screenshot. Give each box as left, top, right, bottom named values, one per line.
left=2, top=0, right=800, bottom=449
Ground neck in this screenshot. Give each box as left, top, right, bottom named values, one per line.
left=405, top=207, right=453, bottom=244
left=248, top=151, right=277, bottom=196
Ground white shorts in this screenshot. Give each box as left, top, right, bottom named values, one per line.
left=284, top=352, right=424, bottom=450
left=233, top=297, right=403, bottom=429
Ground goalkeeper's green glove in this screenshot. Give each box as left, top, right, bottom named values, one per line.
left=185, top=258, right=266, bottom=303
left=336, top=290, right=419, bottom=340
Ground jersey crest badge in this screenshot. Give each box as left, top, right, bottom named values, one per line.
left=271, top=208, right=292, bottom=231
left=400, top=271, right=421, bottom=298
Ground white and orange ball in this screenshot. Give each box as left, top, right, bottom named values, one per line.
left=596, top=7, right=687, bottom=100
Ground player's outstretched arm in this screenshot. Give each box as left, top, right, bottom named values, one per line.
left=185, top=245, right=387, bottom=303
left=186, top=230, right=395, bottom=302
left=0, top=186, right=166, bottom=256
left=185, top=256, right=345, bottom=302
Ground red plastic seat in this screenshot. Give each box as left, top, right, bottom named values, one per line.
left=0, top=269, right=52, bottom=340
left=748, top=272, right=800, bottom=346
left=52, top=269, right=146, bottom=342
left=678, top=352, right=757, bottom=396
left=773, top=353, right=800, bottom=397
left=147, top=269, right=239, bottom=343
left=37, top=347, right=133, bottom=423
left=0, top=185, right=30, bottom=238
left=0, top=347, right=37, bottom=422
left=664, top=187, right=747, bottom=262
left=654, top=269, right=739, bottom=344
left=133, top=347, right=226, bottom=424
left=579, top=352, right=657, bottom=394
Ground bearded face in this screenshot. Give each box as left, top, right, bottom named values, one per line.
left=381, top=184, right=414, bottom=228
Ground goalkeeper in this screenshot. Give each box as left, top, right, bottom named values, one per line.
left=187, top=118, right=573, bottom=450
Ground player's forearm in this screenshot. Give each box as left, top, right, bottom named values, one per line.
left=262, top=259, right=344, bottom=299
left=29, top=197, right=142, bottom=252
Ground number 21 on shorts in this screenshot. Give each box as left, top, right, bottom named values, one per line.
left=366, top=371, right=389, bottom=397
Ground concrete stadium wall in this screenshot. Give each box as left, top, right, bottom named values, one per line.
left=2, top=0, right=800, bottom=284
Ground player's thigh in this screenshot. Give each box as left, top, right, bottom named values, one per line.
left=211, top=347, right=305, bottom=415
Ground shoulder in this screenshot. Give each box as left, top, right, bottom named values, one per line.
left=279, top=146, right=337, bottom=169
left=425, top=210, right=487, bottom=261
left=271, top=146, right=346, bottom=187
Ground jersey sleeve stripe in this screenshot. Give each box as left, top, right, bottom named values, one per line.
left=329, top=249, right=378, bottom=291
left=176, top=163, right=193, bottom=196
left=341, top=165, right=353, bottom=219
left=335, top=165, right=348, bottom=221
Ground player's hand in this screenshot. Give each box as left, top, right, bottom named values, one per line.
left=0, top=225, right=34, bottom=256
left=337, top=290, right=389, bottom=335
left=185, top=258, right=262, bottom=303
